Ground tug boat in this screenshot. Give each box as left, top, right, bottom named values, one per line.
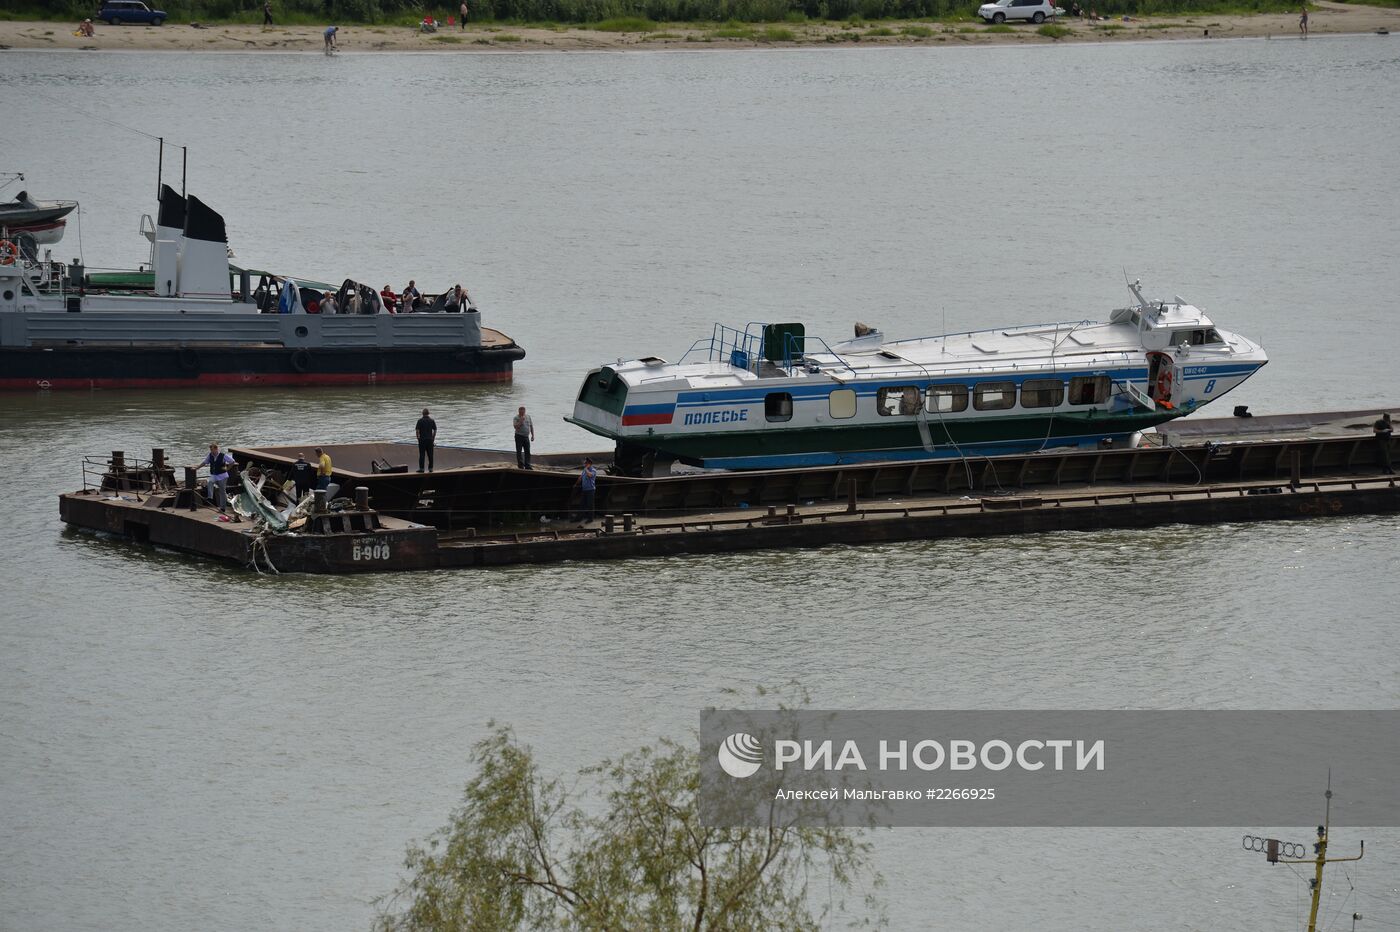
left=567, top=282, right=1267, bottom=473
left=0, top=185, right=524, bottom=390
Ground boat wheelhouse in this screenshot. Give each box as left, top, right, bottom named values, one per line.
left=567, top=282, right=1267, bottom=473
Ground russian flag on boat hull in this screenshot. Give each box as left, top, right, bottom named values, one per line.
left=621, top=403, right=676, bottom=426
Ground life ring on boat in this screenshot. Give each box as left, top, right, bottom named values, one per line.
left=1155, top=368, right=1173, bottom=401
left=0, top=240, right=17, bottom=265
left=177, top=346, right=200, bottom=372
left=290, top=349, right=312, bottom=373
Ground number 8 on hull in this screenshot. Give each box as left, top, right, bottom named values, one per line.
left=566, top=281, right=1267, bottom=474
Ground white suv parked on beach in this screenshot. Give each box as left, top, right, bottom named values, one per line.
left=978, top=0, right=1055, bottom=23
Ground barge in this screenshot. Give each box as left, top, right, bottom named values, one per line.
left=0, top=185, right=524, bottom=389
left=58, top=408, right=1400, bottom=573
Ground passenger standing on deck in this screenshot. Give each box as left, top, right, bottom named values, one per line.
left=513, top=406, right=535, bottom=470
left=1375, top=413, right=1394, bottom=474
left=195, top=443, right=235, bottom=514
left=314, top=447, right=333, bottom=490
left=379, top=284, right=398, bottom=314
left=402, top=280, right=421, bottom=312
left=289, top=452, right=315, bottom=502
left=574, top=457, right=597, bottom=523
left=416, top=408, right=437, bottom=472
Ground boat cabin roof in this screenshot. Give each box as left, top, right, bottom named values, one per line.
left=603, top=302, right=1235, bottom=391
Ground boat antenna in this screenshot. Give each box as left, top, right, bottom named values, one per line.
left=155, top=138, right=189, bottom=200
left=1242, top=771, right=1365, bottom=932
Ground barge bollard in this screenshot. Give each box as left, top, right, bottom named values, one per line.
left=183, top=466, right=197, bottom=511
left=623, top=513, right=635, bottom=533
left=1290, top=450, right=1302, bottom=491
left=111, top=450, right=125, bottom=471
left=354, top=487, right=369, bottom=511
left=603, top=514, right=615, bottom=534
left=786, top=503, right=796, bottom=523
left=767, top=505, right=777, bottom=520
left=313, top=489, right=327, bottom=514
left=151, top=448, right=165, bottom=471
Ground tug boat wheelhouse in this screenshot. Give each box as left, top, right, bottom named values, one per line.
left=567, top=282, right=1267, bottom=473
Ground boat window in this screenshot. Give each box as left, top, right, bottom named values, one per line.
left=828, top=389, right=857, bottom=419
left=927, top=384, right=969, bottom=413
left=1205, top=328, right=1224, bottom=344
left=876, top=386, right=923, bottom=416
left=1069, top=375, right=1111, bottom=405
left=973, top=382, right=1016, bottom=411
left=765, top=392, right=794, bottom=422
left=1020, top=379, right=1065, bottom=409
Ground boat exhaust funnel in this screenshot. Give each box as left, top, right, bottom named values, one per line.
left=177, top=194, right=230, bottom=300
left=151, top=184, right=185, bottom=297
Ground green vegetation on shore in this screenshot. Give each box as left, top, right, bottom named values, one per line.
left=3, top=0, right=1317, bottom=27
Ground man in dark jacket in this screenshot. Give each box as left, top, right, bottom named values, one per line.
left=289, top=452, right=316, bottom=502
left=416, top=408, right=437, bottom=472
left=1376, top=413, right=1394, bottom=474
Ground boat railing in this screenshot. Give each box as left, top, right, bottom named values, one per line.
left=881, top=318, right=1110, bottom=348
left=802, top=348, right=1144, bottom=382
left=676, top=321, right=1146, bottom=381
left=81, top=453, right=173, bottom=495
left=679, top=322, right=769, bottom=371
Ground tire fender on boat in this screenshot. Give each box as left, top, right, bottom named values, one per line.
left=290, top=349, right=312, bottom=373
left=177, top=346, right=200, bottom=372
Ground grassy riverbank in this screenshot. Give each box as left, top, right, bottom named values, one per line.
left=3, top=0, right=1320, bottom=27
left=4, top=0, right=1395, bottom=48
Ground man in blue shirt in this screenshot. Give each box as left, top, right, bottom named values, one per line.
left=574, top=457, right=597, bottom=523
left=323, top=24, right=338, bottom=51
left=195, top=443, right=235, bottom=513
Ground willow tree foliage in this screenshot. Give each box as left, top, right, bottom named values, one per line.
left=374, top=724, right=882, bottom=931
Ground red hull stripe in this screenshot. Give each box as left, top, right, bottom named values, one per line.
left=3, top=371, right=513, bottom=391
left=621, top=411, right=675, bottom=426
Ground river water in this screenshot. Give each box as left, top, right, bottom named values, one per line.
left=3, top=36, right=1399, bottom=931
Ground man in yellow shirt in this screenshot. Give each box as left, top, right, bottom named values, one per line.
left=313, top=446, right=333, bottom=490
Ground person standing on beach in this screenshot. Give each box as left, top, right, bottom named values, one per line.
left=1299, top=6, right=1308, bottom=34
left=324, top=24, right=338, bottom=51
left=263, top=1, right=273, bottom=26
left=513, top=406, right=535, bottom=470
left=459, top=1, right=468, bottom=28
left=416, top=408, right=437, bottom=472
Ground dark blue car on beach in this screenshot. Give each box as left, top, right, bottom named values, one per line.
left=97, top=0, right=167, bottom=25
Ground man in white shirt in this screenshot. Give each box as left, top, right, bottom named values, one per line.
left=512, top=406, right=535, bottom=470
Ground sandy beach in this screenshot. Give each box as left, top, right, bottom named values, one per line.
left=1, top=1, right=1396, bottom=52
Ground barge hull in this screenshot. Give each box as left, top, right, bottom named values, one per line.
left=439, top=479, right=1400, bottom=569
left=2, top=345, right=522, bottom=390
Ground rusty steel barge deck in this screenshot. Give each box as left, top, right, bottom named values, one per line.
left=58, top=408, right=1400, bottom=573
